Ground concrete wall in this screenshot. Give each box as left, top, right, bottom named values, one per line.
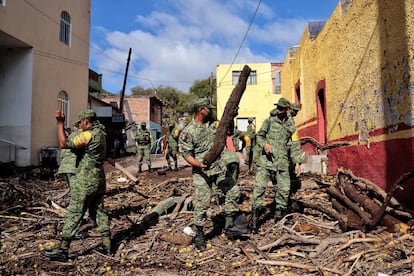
left=0, top=0, right=90, bottom=165
left=280, top=0, right=414, bottom=207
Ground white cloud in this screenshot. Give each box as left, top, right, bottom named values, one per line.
left=91, top=0, right=310, bottom=93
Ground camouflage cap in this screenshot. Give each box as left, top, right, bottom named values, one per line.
left=78, top=109, right=97, bottom=120
left=274, top=97, right=291, bottom=108
left=248, top=117, right=254, bottom=122
left=141, top=122, right=146, bottom=126
left=193, top=98, right=215, bottom=109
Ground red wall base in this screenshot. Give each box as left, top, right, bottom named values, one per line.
left=328, top=137, right=414, bottom=209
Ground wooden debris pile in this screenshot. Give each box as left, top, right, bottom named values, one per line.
left=1, top=160, right=414, bottom=275
left=294, top=169, right=414, bottom=234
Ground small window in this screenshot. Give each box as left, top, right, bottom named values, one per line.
left=274, top=71, right=281, bottom=94
left=57, top=90, right=70, bottom=127
left=59, top=11, right=71, bottom=46
left=232, top=70, right=257, bottom=85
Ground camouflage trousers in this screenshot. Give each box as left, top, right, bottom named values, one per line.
left=193, top=169, right=240, bottom=227
left=165, top=147, right=178, bottom=168
left=136, top=146, right=151, bottom=166
left=252, top=166, right=291, bottom=212
left=62, top=191, right=110, bottom=239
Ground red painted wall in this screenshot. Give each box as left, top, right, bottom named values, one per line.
left=298, top=120, right=414, bottom=208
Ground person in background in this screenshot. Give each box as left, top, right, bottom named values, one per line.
left=165, top=123, right=180, bottom=171
left=244, top=117, right=256, bottom=171
left=178, top=99, right=246, bottom=250
left=250, top=98, right=302, bottom=233
left=43, top=109, right=111, bottom=261
left=133, top=122, right=153, bottom=173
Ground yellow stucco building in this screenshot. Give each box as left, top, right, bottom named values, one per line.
left=0, top=1, right=90, bottom=166
left=280, top=0, right=414, bottom=207
left=216, top=63, right=283, bottom=132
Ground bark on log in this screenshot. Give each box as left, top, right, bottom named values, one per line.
left=326, top=186, right=372, bottom=225
left=203, top=65, right=251, bottom=165
left=331, top=199, right=365, bottom=231
left=342, top=183, right=405, bottom=232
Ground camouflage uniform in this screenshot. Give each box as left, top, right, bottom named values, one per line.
left=62, top=119, right=110, bottom=242
left=165, top=124, right=179, bottom=170
left=252, top=98, right=301, bottom=225
left=44, top=109, right=111, bottom=261
left=179, top=118, right=240, bottom=228
left=245, top=118, right=256, bottom=170
left=57, top=129, right=80, bottom=190
left=134, top=122, right=153, bottom=172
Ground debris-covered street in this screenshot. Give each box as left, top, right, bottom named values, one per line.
left=1, top=154, right=414, bottom=275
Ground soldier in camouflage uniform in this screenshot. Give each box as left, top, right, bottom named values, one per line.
left=134, top=122, right=153, bottom=173
left=250, top=98, right=302, bottom=233
left=43, top=109, right=111, bottom=261
left=179, top=99, right=245, bottom=250
left=244, top=117, right=256, bottom=170
left=165, top=123, right=179, bottom=171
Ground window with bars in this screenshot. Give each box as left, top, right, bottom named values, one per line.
left=59, top=11, right=71, bottom=46
left=57, top=90, right=69, bottom=127
left=232, top=70, right=257, bottom=85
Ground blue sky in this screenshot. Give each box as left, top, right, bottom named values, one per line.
left=89, top=0, right=338, bottom=94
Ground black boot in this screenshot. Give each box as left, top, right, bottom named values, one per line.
left=138, top=165, right=142, bottom=173
left=174, top=161, right=178, bottom=171
left=148, top=165, right=152, bottom=172
left=42, top=238, right=70, bottom=261
left=250, top=209, right=258, bottom=234
left=224, top=213, right=248, bottom=239
left=274, top=209, right=286, bottom=223
left=43, top=247, right=69, bottom=261
left=193, top=225, right=206, bottom=250
left=95, top=235, right=111, bottom=255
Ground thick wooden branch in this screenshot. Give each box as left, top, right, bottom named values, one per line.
left=326, top=186, right=372, bottom=225
left=203, top=65, right=251, bottom=165
left=299, top=136, right=349, bottom=151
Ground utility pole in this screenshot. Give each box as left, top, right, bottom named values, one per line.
left=119, top=48, right=132, bottom=113
left=209, top=72, right=214, bottom=104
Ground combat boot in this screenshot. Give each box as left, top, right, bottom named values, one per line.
left=224, top=213, right=248, bottom=239
left=148, top=165, right=152, bottom=172
left=250, top=209, right=258, bottom=234
left=95, top=233, right=111, bottom=255
left=274, top=209, right=286, bottom=223
left=174, top=161, right=178, bottom=171
left=193, top=225, right=206, bottom=250
left=138, top=165, right=142, bottom=173
left=42, top=238, right=70, bottom=261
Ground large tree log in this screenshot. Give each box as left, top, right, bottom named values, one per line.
left=326, top=185, right=372, bottom=225
left=341, top=182, right=406, bottom=232
left=203, top=65, right=251, bottom=165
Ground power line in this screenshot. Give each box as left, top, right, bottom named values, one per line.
left=217, top=0, right=262, bottom=86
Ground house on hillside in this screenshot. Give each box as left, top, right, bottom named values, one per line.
left=280, top=0, right=414, bottom=207
left=0, top=0, right=90, bottom=166
left=216, top=63, right=283, bottom=132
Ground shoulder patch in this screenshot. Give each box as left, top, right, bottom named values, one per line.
left=73, top=131, right=92, bottom=148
